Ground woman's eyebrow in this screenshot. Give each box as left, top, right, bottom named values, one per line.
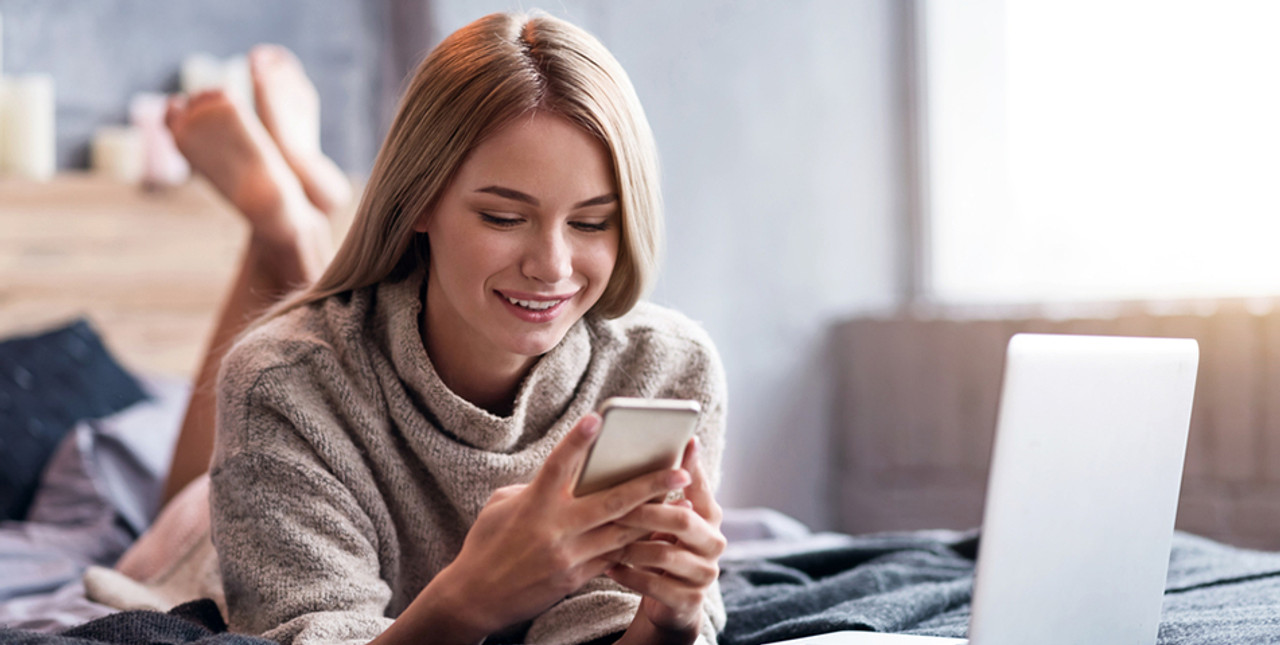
left=476, top=185, right=539, bottom=205
left=573, top=193, right=618, bottom=209
left=474, top=185, right=617, bottom=209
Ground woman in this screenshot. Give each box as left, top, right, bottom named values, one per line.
left=210, top=12, right=728, bottom=645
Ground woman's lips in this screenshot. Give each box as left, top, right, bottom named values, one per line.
left=496, top=290, right=574, bottom=323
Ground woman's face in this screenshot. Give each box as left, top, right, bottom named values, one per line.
left=416, top=111, right=620, bottom=371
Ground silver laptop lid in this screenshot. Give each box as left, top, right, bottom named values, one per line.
left=969, top=334, right=1198, bottom=645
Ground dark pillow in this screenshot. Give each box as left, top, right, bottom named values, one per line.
left=0, top=319, right=149, bottom=520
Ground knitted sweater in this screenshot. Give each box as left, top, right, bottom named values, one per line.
left=209, top=267, right=728, bottom=645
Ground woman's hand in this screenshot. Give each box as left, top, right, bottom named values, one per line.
left=609, top=437, right=727, bottom=643
left=415, top=413, right=693, bottom=642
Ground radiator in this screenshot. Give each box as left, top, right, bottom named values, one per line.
left=831, top=299, right=1280, bottom=549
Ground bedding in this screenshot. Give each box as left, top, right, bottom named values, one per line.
left=0, top=321, right=187, bottom=632
left=0, top=320, right=151, bottom=520
left=2, top=598, right=272, bottom=644
left=5, top=322, right=1280, bottom=643
left=718, top=528, right=1280, bottom=644
left=10, top=513, right=1280, bottom=644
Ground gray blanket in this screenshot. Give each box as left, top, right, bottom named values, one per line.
left=719, top=530, right=1280, bottom=644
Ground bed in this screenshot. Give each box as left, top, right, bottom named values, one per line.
left=0, top=175, right=242, bottom=629
left=4, top=176, right=1280, bottom=644
left=9, top=406, right=1280, bottom=645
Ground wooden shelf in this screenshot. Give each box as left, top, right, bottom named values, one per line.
left=0, top=173, right=355, bottom=378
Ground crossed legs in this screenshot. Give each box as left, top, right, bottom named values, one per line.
left=158, top=45, right=348, bottom=506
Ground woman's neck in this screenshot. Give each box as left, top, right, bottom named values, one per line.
left=435, top=355, right=530, bottom=417
left=420, top=303, right=537, bottom=417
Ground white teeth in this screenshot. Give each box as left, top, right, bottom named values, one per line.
left=505, top=296, right=559, bottom=311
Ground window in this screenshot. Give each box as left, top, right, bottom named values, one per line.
left=921, top=0, right=1280, bottom=303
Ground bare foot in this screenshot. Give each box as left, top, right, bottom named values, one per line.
left=250, top=44, right=353, bottom=216
left=166, top=90, right=331, bottom=284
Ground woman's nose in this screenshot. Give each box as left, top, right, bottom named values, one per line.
left=522, top=230, right=573, bottom=284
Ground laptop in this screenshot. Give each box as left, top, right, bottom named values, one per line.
left=774, top=333, right=1199, bottom=645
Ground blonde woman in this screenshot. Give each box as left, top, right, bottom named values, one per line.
left=210, top=12, right=727, bottom=645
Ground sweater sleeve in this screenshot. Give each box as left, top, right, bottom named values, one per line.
left=211, top=358, right=395, bottom=645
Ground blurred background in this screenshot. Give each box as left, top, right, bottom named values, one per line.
left=4, top=0, right=1280, bottom=548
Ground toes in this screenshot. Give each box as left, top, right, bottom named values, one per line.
left=187, top=89, right=228, bottom=108
left=164, top=95, right=189, bottom=131
left=248, top=45, right=274, bottom=76
left=249, top=44, right=297, bottom=76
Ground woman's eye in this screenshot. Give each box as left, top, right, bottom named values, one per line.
left=480, top=212, right=522, bottom=227
left=570, top=220, right=612, bottom=233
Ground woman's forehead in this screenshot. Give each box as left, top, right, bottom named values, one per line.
left=452, top=112, right=617, bottom=204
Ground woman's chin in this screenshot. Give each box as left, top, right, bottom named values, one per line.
left=506, top=335, right=565, bottom=359
left=511, top=321, right=584, bottom=356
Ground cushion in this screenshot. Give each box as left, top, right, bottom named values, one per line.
left=0, top=319, right=149, bottom=520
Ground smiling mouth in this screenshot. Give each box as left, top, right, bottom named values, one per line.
left=503, top=295, right=563, bottom=311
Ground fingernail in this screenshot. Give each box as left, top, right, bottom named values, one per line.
left=581, top=413, right=602, bottom=438
left=668, top=469, right=692, bottom=489
left=691, top=436, right=701, bottom=455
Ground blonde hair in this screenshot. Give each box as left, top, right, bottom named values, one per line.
left=256, top=11, right=661, bottom=329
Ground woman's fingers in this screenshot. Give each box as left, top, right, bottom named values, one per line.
left=531, top=413, right=602, bottom=496
left=486, top=483, right=527, bottom=505
left=591, top=439, right=723, bottom=635
left=606, top=561, right=708, bottom=611
left=613, top=540, right=719, bottom=586
left=613, top=503, right=727, bottom=558
left=442, top=418, right=716, bottom=633
left=531, top=412, right=693, bottom=534
left=680, top=437, right=722, bottom=527
left=561, top=467, right=690, bottom=533
left=584, top=466, right=690, bottom=517
left=560, top=463, right=691, bottom=534
left=577, top=522, right=652, bottom=561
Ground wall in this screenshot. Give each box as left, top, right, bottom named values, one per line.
left=2, top=0, right=912, bottom=529
left=834, top=300, right=1280, bottom=550
left=431, top=1, right=911, bottom=528
left=0, top=0, right=392, bottom=172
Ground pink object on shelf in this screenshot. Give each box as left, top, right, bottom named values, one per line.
left=129, top=93, right=189, bottom=187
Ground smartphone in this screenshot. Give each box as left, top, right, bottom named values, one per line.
left=573, top=397, right=702, bottom=497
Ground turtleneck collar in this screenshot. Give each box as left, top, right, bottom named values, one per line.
left=373, top=266, right=592, bottom=454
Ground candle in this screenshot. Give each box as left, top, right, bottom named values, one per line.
left=2, top=74, right=56, bottom=180
left=91, top=126, right=144, bottom=183
left=1, top=12, right=7, bottom=172
left=0, top=81, right=8, bottom=175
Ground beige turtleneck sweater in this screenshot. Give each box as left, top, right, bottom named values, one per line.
left=209, top=267, right=727, bottom=645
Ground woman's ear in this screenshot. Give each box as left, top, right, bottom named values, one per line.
left=411, top=211, right=431, bottom=233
